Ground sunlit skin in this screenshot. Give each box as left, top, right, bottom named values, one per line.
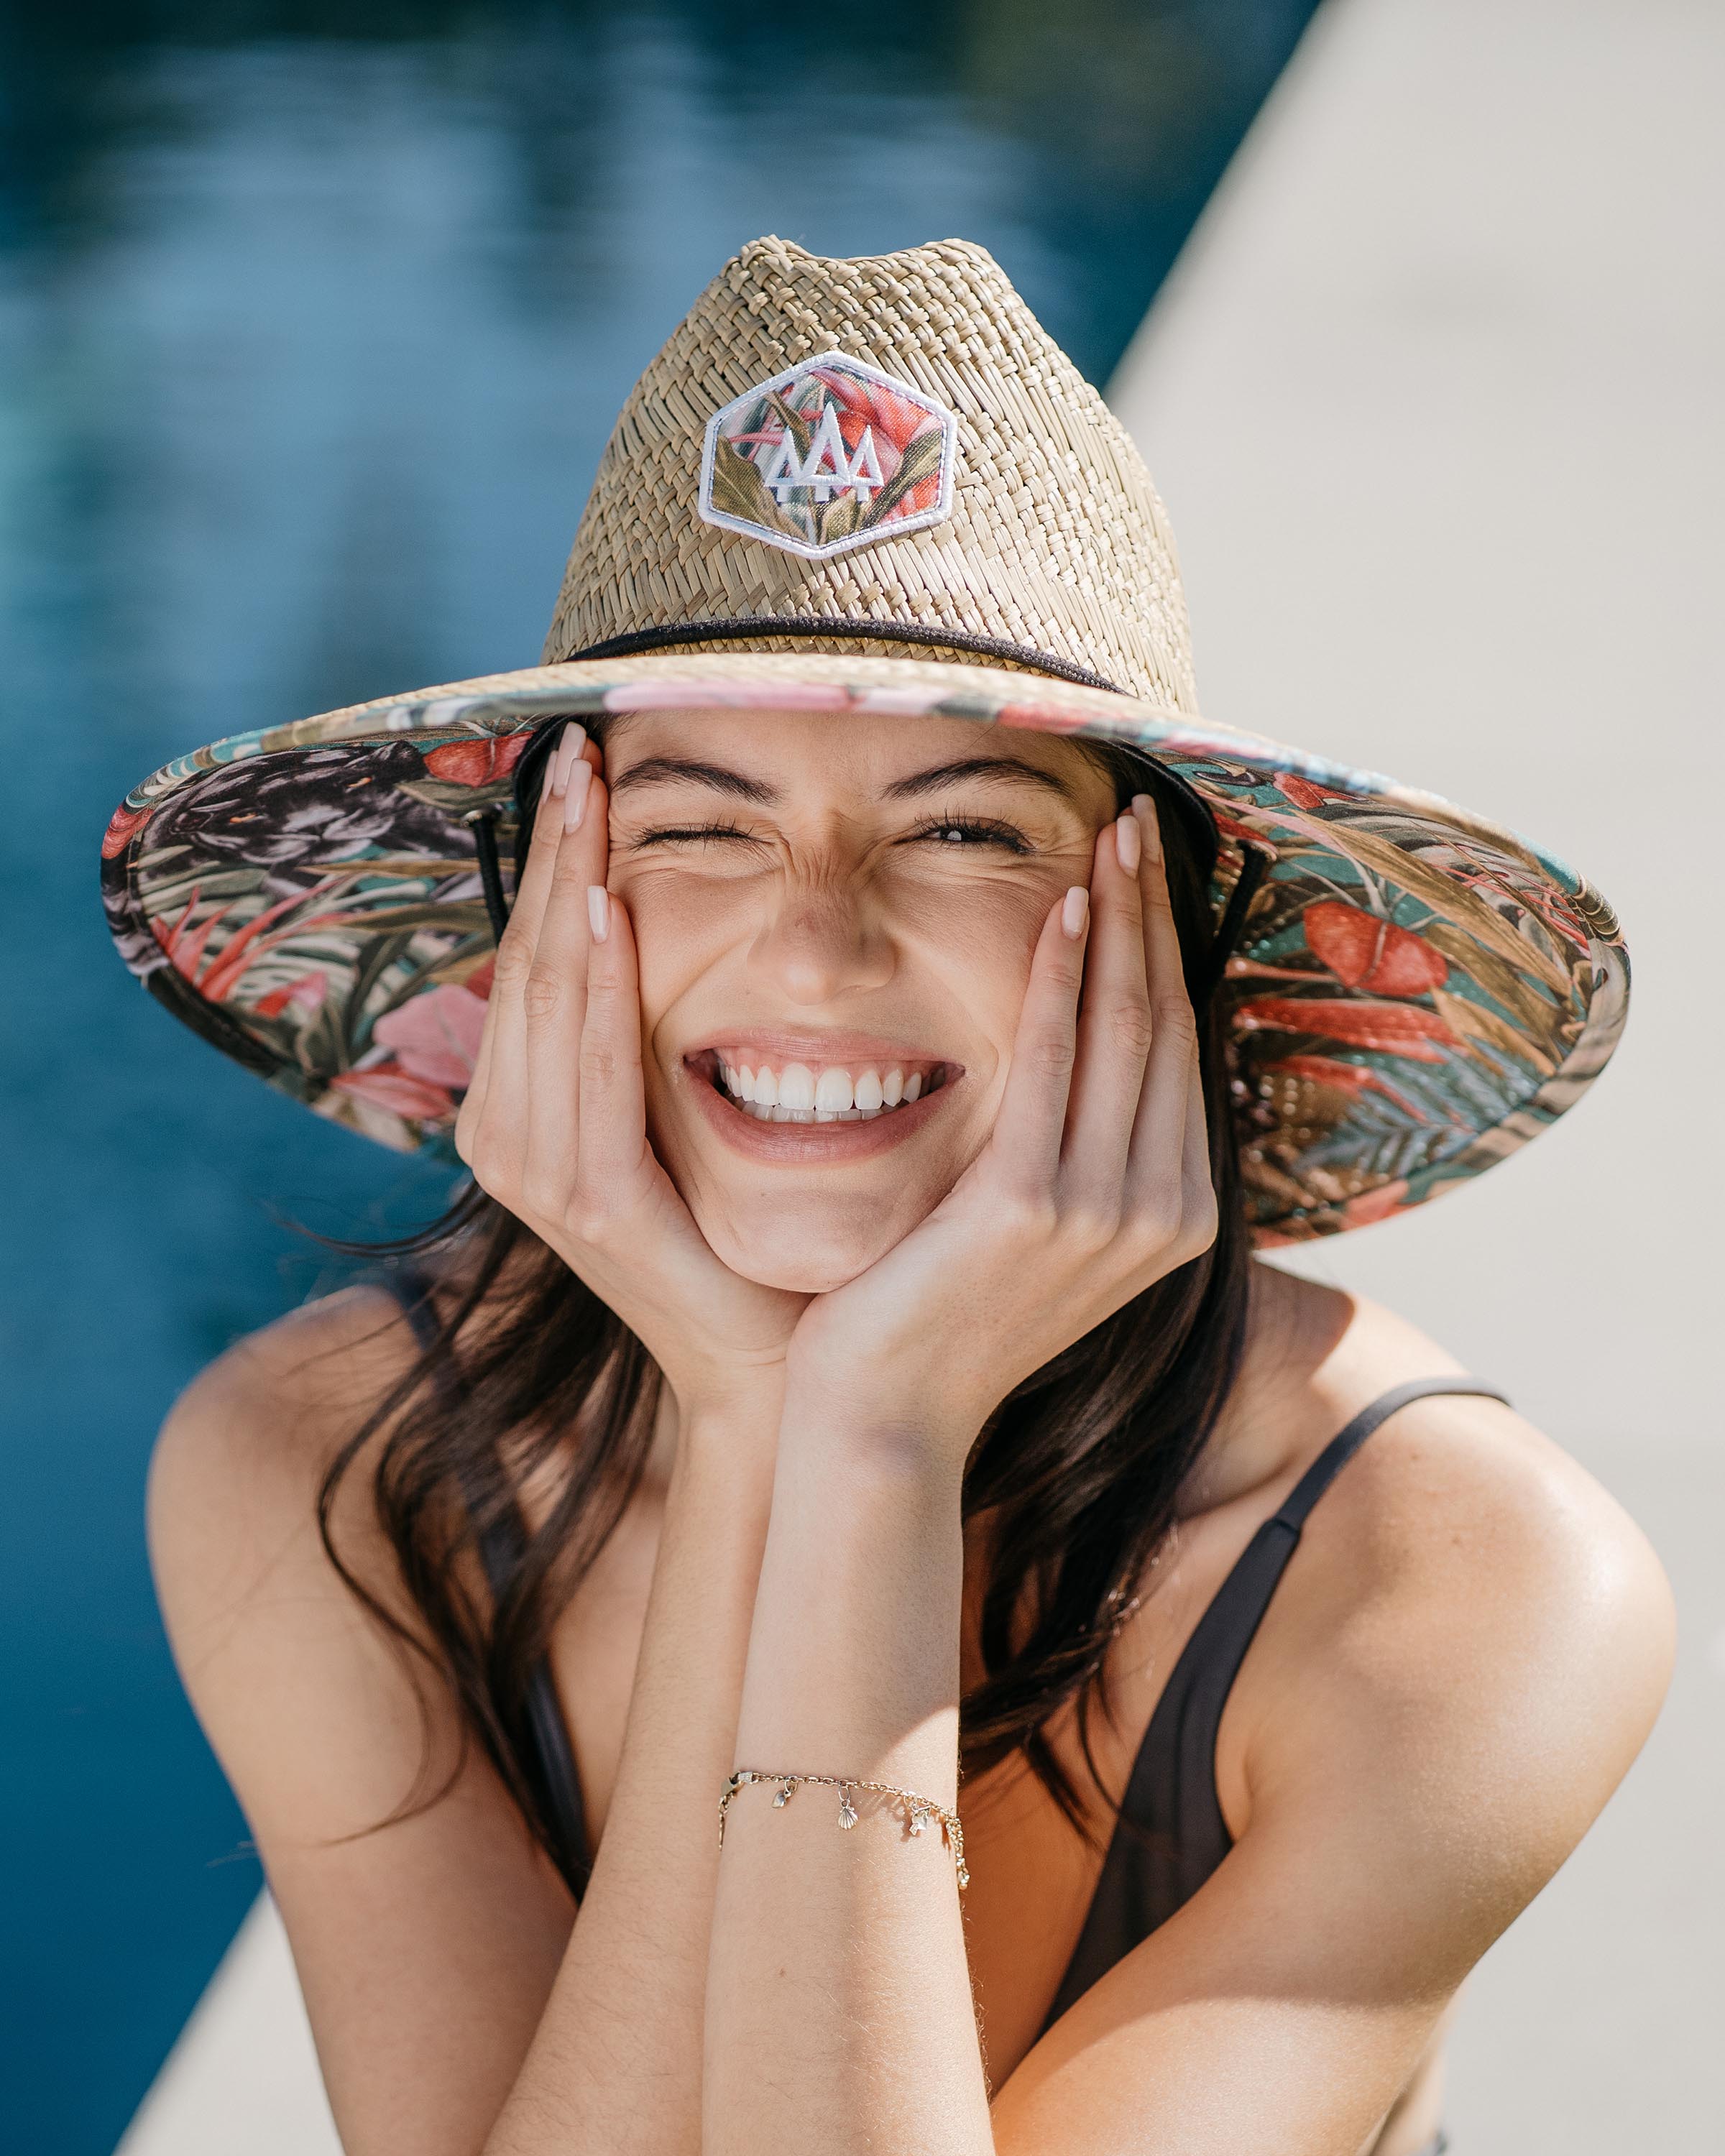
left=144, top=701, right=1675, bottom=2156
left=606, top=709, right=1118, bottom=1292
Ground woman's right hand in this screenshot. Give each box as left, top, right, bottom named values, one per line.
left=455, top=723, right=809, bottom=1426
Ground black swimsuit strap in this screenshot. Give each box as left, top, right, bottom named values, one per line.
left=1039, top=1375, right=1510, bottom=2032
left=380, top=1263, right=593, bottom=1895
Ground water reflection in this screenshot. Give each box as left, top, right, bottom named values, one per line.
left=0, top=4, right=1316, bottom=2147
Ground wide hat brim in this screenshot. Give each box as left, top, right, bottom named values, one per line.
left=101, top=650, right=1627, bottom=1245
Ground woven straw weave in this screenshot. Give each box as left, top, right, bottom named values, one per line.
left=542, top=236, right=1200, bottom=711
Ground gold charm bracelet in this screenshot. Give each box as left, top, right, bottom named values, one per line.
left=719, top=1768, right=969, bottom=1890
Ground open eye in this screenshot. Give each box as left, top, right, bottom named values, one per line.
left=905, top=814, right=1031, bottom=855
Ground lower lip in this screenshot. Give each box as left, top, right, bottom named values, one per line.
left=681, top=1064, right=955, bottom=1164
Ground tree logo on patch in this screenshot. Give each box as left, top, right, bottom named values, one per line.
left=698, top=351, right=958, bottom=561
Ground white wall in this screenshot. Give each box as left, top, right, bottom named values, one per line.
left=1108, top=2, right=1722, bottom=2145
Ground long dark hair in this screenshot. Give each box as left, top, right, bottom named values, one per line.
left=314, top=720, right=1256, bottom=1886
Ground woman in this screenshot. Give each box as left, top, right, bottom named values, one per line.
left=114, top=239, right=1671, bottom=2156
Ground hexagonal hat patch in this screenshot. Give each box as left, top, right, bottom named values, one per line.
left=698, top=351, right=958, bottom=561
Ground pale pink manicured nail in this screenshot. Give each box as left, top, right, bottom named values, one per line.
left=539, top=755, right=556, bottom=806
left=1115, top=810, right=1141, bottom=875
left=1061, top=885, right=1089, bottom=939
left=564, top=758, right=593, bottom=831
left=586, top=884, right=610, bottom=943
left=1131, top=793, right=1162, bottom=864
left=551, top=722, right=587, bottom=796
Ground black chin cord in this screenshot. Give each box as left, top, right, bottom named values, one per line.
left=1200, top=842, right=1269, bottom=1006
left=462, top=805, right=513, bottom=941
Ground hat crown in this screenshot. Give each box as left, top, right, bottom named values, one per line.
left=543, top=236, right=1200, bottom=709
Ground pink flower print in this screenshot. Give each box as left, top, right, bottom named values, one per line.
left=372, top=982, right=487, bottom=1089
left=1340, top=1179, right=1411, bottom=1227
left=326, top=1065, right=456, bottom=1121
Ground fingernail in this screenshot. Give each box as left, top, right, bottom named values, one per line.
left=564, top=757, right=593, bottom=831
left=1115, top=811, right=1141, bottom=875
left=539, top=755, right=556, bottom=806
left=1131, top=793, right=1162, bottom=864
left=551, top=722, right=587, bottom=796
left=586, top=884, right=610, bottom=943
left=1061, top=885, right=1089, bottom=940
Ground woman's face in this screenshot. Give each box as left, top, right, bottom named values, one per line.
left=603, top=706, right=1118, bottom=1292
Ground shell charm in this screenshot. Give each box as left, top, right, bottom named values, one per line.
left=837, top=1787, right=859, bottom=1830
left=773, top=1779, right=796, bottom=1807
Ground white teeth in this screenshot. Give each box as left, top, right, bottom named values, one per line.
left=714, top=1055, right=944, bottom=1123
left=777, top=1063, right=816, bottom=1111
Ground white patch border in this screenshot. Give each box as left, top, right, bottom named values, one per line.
left=697, top=349, right=959, bottom=561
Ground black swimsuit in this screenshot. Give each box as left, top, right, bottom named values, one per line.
left=382, top=1268, right=1500, bottom=2153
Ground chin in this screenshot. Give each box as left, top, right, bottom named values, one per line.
left=699, top=1207, right=914, bottom=1295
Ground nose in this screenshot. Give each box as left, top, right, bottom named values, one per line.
left=750, top=873, right=896, bottom=1006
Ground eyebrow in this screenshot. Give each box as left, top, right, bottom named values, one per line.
left=607, top=755, right=780, bottom=803
left=879, top=755, right=1077, bottom=804
left=607, top=750, right=1076, bottom=807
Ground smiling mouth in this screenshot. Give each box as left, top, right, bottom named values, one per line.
left=687, top=1049, right=954, bottom=1124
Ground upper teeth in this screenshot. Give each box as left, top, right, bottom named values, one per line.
left=714, top=1059, right=931, bottom=1122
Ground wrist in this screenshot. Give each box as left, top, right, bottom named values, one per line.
left=776, top=1375, right=978, bottom=1497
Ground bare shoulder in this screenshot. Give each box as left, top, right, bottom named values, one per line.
left=1243, top=1282, right=1675, bottom=1918
left=147, top=1284, right=430, bottom=1679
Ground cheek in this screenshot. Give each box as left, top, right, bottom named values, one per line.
left=615, top=866, right=747, bottom=1026
left=889, top=870, right=1062, bottom=1051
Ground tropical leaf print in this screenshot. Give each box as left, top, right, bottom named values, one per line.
left=101, top=669, right=1627, bottom=1240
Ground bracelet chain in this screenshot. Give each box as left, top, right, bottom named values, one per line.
left=719, top=1768, right=969, bottom=1890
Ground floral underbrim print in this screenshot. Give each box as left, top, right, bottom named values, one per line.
left=698, top=351, right=957, bottom=561
left=101, top=657, right=1629, bottom=1243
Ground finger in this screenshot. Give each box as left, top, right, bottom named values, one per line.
left=461, top=724, right=587, bottom=1174
left=574, top=885, right=655, bottom=1221
left=1062, top=811, right=1154, bottom=1205
left=1123, top=794, right=1203, bottom=1217
left=990, top=885, right=1090, bottom=1192
left=522, top=766, right=612, bottom=1194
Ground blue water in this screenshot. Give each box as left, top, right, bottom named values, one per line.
left=0, top=4, right=1318, bottom=2144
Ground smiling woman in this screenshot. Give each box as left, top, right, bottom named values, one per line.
left=124, top=240, right=1670, bottom=2156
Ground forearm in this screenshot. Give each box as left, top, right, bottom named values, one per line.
left=485, top=1407, right=776, bottom=2156
left=704, top=1397, right=994, bottom=2156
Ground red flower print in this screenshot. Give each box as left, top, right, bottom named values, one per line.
left=1268, top=1054, right=1431, bottom=1122
left=1275, top=775, right=1353, bottom=811
left=252, top=969, right=328, bottom=1020
left=1303, top=900, right=1448, bottom=997
left=804, top=367, right=937, bottom=464
left=1236, top=996, right=1457, bottom=1061
left=423, top=733, right=530, bottom=786
left=101, top=802, right=152, bottom=860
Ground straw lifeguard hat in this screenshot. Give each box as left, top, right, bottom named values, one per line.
left=101, top=237, right=1627, bottom=1243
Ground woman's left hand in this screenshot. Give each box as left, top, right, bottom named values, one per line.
left=784, top=793, right=1220, bottom=1466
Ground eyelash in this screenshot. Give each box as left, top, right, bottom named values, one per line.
left=631, top=814, right=1031, bottom=856
left=907, top=813, right=1032, bottom=854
